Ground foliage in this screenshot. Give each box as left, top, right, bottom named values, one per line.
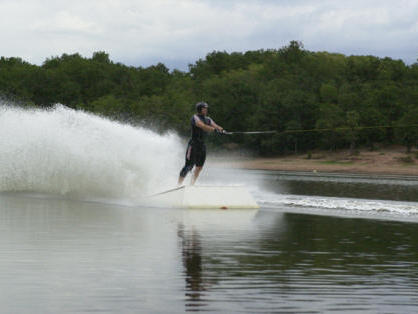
left=395, top=106, right=418, bottom=153
left=1, top=42, right=417, bottom=155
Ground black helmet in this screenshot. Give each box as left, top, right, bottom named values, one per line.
left=196, top=102, right=208, bottom=113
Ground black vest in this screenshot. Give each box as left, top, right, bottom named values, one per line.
left=190, top=114, right=212, bottom=145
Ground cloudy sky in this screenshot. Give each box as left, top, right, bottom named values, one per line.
left=1, top=0, right=417, bottom=70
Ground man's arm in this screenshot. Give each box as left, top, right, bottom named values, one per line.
left=210, top=119, right=224, bottom=132
left=194, top=115, right=216, bottom=132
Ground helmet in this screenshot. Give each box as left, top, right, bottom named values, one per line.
left=196, top=102, right=208, bottom=113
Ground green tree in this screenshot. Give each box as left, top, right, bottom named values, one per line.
left=90, top=94, right=128, bottom=118
left=320, top=83, right=338, bottom=104
left=315, top=103, right=345, bottom=150
left=285, top=120, right=302, bottom=154
left=395, top=107, right=418, bottom=153
left=345, top=110, right=360, bottom=154
left=358, top=106, right=387, bottom=150
left=1, top=43, right=417, bottom=156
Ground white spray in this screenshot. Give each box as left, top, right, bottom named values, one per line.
left=0, top=103, right=184, bottom=200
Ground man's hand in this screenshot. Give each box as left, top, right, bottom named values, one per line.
left=215, top=129, right=227, bottom=135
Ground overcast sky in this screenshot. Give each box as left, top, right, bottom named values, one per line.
left=1, top=0, right=417, bottom=70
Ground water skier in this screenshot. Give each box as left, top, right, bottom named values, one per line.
left=178, top=102, right=226, bottom=186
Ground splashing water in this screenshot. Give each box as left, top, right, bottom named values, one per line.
left=0, top=103, right=184, bottom=199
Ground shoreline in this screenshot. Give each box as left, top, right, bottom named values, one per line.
left=210, top=149, right=418, bottom=177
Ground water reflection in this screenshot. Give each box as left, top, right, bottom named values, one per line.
left=178, top=224, right=205, bottom=308
left=1, top=190, right=417, bottom=313
left=176, top=209, right=262, bottom=312
left=177, top=209, right=418, bottom=312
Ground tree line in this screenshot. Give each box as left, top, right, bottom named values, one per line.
left=1, top=41, right=417, bottom=155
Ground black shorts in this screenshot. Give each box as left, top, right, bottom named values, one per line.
left=185, top=140, right=206, bottom=167
left=179, top=140, right=206, bottom=177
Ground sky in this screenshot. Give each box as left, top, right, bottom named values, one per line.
left=1, top=0, right=417, bottom=70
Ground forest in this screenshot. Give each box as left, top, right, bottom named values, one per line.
left=1, top=41, right=417, bottom=155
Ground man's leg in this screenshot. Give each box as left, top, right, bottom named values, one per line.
left=178, top=164, right=193, bottom=186
left=178, top=142, right=194, bottom=186
left=191, top=166, right=202, bottom=185
left=177, top=175, right=185, bottom=186
left=191, top=145, right=206, bottom=185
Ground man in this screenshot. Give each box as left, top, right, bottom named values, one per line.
left=178, top=102, right=225, bottom=185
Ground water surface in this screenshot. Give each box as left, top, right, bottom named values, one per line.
left=1, top=170, right=418, bottom=313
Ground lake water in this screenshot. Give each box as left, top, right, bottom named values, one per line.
left=1, top=169, right=417, bottom=314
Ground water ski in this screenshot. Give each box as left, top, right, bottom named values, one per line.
left=149, top=185, right=259, bottom=209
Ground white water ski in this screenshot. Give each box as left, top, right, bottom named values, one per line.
left=149, top=185, right=259, bottom=209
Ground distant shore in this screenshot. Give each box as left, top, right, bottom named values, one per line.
left=211, top=148, right=418, bottom=176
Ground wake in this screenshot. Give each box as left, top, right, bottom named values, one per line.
left=0, top=103, right=183, bottom=199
